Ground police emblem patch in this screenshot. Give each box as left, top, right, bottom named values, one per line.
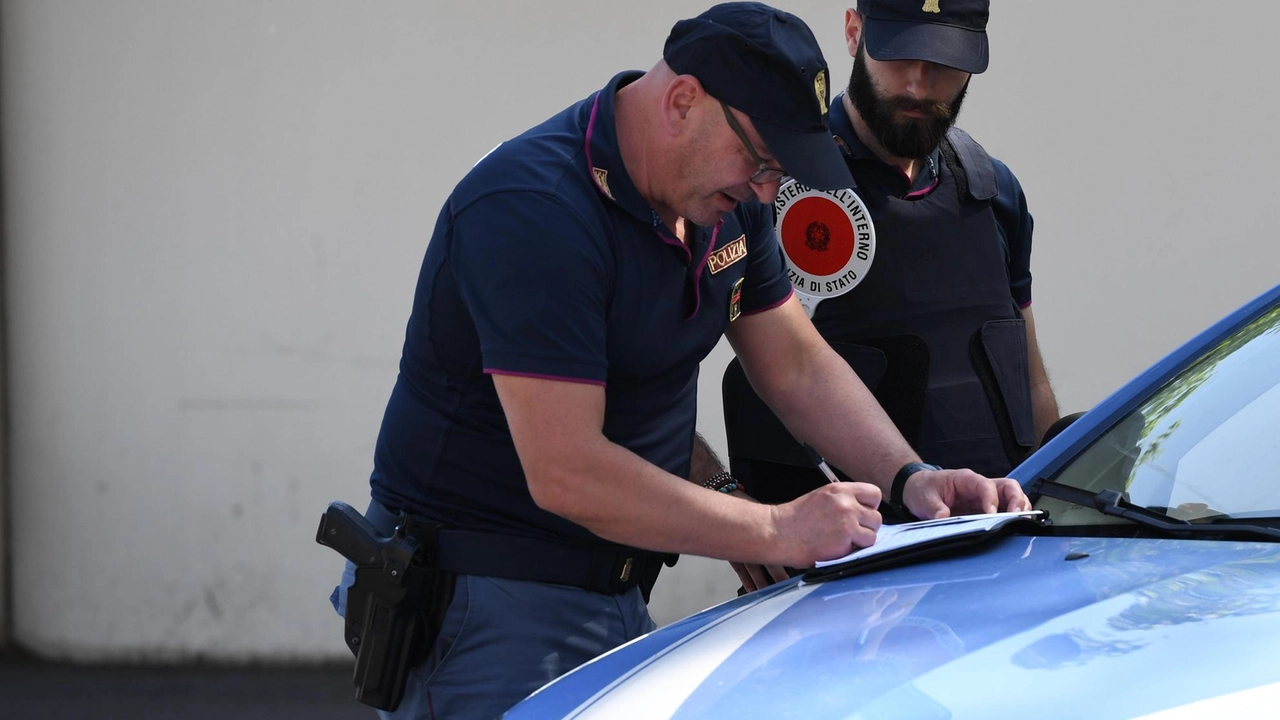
left=922, top=0, right=941, bottom=13
left=773, top=179, right=876, bottom=315
left=728, top=277, right=744, bottom=322
left=708, top=234, right=747, bottom=274
left=592, top=167, right=614, bottom=200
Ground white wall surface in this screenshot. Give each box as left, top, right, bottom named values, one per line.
left=2, top=0, right=1278, bottom=661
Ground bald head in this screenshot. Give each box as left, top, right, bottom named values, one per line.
left=614, top=62, right=782, bottom=229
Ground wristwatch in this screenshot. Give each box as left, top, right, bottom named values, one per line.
left=890, top=462, right=942, bottom=517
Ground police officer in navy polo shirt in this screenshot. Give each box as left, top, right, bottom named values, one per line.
left=710, top=0, right=1060, bottom=591
left=331, top=3, right=1030, bottom=717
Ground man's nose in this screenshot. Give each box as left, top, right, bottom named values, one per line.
left=903, top=60, right=936, bottom=98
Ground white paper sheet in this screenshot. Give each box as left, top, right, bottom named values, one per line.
left=813, top=510, right=1044, bottom=568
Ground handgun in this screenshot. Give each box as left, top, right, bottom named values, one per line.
left=316, top=501, right=452, bottom=712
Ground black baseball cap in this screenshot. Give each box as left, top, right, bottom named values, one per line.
left=858, top=0, right=990, bottom=74
left=664, top=2, right=849, bottom=191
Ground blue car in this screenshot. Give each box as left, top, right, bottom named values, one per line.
left=506, top=282, right=1280, bottom=719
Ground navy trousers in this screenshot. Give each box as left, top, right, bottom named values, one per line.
left=331, top=500, right=656, bottom=719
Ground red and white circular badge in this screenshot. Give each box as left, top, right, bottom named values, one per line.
left=773, top=180, right=876, bottom=314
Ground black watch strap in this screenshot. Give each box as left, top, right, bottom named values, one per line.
left=890, top=462, right=942, bottom=516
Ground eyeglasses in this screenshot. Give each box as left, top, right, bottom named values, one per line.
left=719, top=101, right=786, bottom=185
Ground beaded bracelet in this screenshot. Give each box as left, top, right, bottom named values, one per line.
left=702, top=471, right=743, bottom=494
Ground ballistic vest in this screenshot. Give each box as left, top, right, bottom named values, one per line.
left=724, top=126, right=1037, bottom=481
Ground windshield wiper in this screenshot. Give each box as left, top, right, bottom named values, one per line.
left=1030, top=478, right=1280, bottom=542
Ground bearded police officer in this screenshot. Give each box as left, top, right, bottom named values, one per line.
left=704, top=0, right=1058, bottom=590
left=328, top=3, right=1031, bottom=718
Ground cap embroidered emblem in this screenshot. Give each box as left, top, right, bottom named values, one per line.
left=592, top=167, right=614, bottom=200
left=813, top=70, right=828, bottom=115
left=922, top=0, right=941, bottom=13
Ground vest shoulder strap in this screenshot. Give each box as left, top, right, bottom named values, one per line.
left=939, top=127, right=998, bottom=202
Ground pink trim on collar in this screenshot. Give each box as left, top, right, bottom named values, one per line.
left=903, top=173, right=940, bottom=200
left=684, top=220, right=723, bottom=321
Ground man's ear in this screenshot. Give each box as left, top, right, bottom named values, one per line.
left=845, top=9, right=863, bottom=57
left=661, top=74, right=704, bottom=136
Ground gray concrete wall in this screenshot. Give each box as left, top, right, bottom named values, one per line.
left=1, top=1, right=1277, bottom=660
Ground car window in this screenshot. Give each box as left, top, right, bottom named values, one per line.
left=1050, top=304, right=1280, bottom=522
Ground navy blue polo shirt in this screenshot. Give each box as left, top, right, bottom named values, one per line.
left=369, top=71, right=793, bottom=545
left=830, top=93, right=1035, bottom=308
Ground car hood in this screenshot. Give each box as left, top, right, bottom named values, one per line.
left=507, top=535, right=1280, bottom=719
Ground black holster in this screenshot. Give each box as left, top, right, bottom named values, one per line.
left=316, top=502, right=456, bottom=712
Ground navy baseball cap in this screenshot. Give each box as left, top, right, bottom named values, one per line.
left=664, top=2, right=849, bottom=191
left=858, top=0, right=990, bottom=74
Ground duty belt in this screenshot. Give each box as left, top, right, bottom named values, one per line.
left=395, top=512, right=675, bottom=597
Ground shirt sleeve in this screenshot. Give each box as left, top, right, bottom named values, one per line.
left=449, top=190, right=611, bottom=385
left=991, top=157, right=1034, bottom=309
left=736, top=202, right=794, bottom=315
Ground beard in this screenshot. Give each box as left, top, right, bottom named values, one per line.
left=847, top=42, right=969, bottom=160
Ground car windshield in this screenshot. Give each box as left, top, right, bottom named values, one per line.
left=1044, top=303, right=1280, bottom=525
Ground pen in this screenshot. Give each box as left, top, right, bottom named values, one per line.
left=817, top=459, right=840, bottom=484
left=804, top=445, right=841, bottom=484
